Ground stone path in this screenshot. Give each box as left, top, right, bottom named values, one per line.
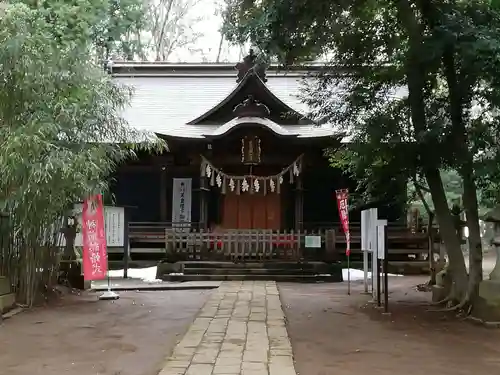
left=159, top=281, right=297, bottom=375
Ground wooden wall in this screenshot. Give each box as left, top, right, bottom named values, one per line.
left=108, top=129, right=406, bottom=228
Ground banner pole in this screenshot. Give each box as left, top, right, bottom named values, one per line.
left=100, top=255, right=119, bottom=299
left=107, top=256, right=111, bottom=292
left=347, top=253, right=351, bottom=295
left=335, top=188, right=350, bottom=296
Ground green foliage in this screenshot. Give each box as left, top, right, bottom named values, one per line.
left=407, top=170, right=462, bottom=217
left=225, top=0, right=500, bottom=303
left=223, top=0, right=337, bottom=64
left=14, top=0, right=150, bottom=60
left=224, top=0, right=500, bottom=209
left=0, top=2, right=164, bottom=305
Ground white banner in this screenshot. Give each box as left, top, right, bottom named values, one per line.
left=172, top=178, right=192, bottom=231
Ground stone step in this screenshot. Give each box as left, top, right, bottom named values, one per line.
left=179, top=261, right=331, bottom=270
left=0, top=293, right=15, bottom=314
left=162, top=274, right=342, bottom=283
left=0, top=276, right=11, bottom=296
left=183, top=267, right=320, bottom=275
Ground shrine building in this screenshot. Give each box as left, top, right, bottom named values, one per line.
left=108, top=52, right=420, bottom=272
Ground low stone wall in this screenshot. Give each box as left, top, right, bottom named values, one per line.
left=0, top=276, right=15, bottom=314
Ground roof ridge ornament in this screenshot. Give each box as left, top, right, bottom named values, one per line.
left=233, top=95, right=271, bottom=118
left=234, top=49, right=268, bottom=83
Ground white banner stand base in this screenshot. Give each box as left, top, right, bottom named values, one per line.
left=99, top=289, right=120, bottom=300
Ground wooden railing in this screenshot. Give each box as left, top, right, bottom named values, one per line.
left=129, top=221, right=203, bottom=243
left=126, top=221, right=436, bottom=263
left=164, top=229, right=337, bottom=262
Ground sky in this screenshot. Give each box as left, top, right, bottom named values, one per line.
left=166, top=0, right=248, bottom=62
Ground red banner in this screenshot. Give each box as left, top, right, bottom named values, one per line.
left=82, top=194, right=108, bottom=280
left=335, top=189, right=351, bottom=256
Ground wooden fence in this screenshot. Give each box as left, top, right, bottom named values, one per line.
left=164, top=229, right=337, bottom=261
left=126, top=222, right=436, bottom=265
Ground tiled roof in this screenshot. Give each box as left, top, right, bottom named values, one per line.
left=112, top=62, right=333, bottom=138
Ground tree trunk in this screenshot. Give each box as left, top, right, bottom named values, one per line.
left=428, top=212, right=437, bottom=285
left=155, top=0, right=175, bottom=61
left=396, top=0, right=469, bottom=300
left=462, top=168, right=483, bottom=301
left=425, top=167, right=469, bottom=300
left=215, top=33, right=224, bottom=62
left=412, top=176, right=437, bottom=284
left=438, top=20, right=483, bottom=305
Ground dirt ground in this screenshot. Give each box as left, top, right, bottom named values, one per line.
left=280, top=277, right=500, bottom=375
left=0, top=289, right=211, bottom=375
left=3, top=275, right=500, bottom=375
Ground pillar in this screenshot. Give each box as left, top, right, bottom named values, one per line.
left=200, top=176, right=209, bottom=229
left=160, top=166, right=167, bottom=222
left=294, top=176, right=303, bottom=231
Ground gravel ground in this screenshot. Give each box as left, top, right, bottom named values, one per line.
left=0, top=289, right=212, bottom=375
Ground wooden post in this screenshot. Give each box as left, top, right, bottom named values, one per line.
left=294, top=175, right=303, bottom=230
left=160, top=166, right=167, bottom=222
left=325, top=229, right=336, bottom=262
left=200, top=176, right=209, bottom=229
left=123, top=208, right=131, bottom=278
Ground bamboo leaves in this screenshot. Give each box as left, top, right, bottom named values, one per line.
left=0, top=2, right=164, bottom=306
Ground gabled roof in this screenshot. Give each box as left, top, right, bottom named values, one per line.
left=187, top=68, right=313, bottom=125
left=112, top=61, right=335, bottom=139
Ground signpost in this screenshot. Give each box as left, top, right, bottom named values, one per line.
left=361, top=208, right=390, bottom=312
left=361, top=208, right=378, bottom=298
left=121, top=207, right=133, bottom=279
left=376, top=220, right=387, bottom=307
left=361, top=210, right=369, bottom=293
left=369, top=208, right=378, bottom=300
left=383, top=224, right=389, bottom=313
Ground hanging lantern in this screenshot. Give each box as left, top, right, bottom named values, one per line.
left=241, top=135, right=261, bottom=165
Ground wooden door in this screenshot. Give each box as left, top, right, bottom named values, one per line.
left=222, top=192, right=281, bottom=229
left=263, top=193, right=281, bottom=229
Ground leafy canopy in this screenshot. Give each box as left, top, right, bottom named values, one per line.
left=223, top=0, right=500, bottom=210
left=0, top=1, right=164, bottom=305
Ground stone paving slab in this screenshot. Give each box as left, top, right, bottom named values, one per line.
left=91, top=279, right=221, bottom=291
left=159, top=281, right=297, bottom=375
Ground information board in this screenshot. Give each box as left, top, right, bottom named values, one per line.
left=305, top=235, right=321, bottom=248
left=68, top=204, right=125, bottom=247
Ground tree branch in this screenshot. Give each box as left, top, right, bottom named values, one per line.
left=411, top=175, right=433, bottom=216
left=414, top=181, right=430, bottom=193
